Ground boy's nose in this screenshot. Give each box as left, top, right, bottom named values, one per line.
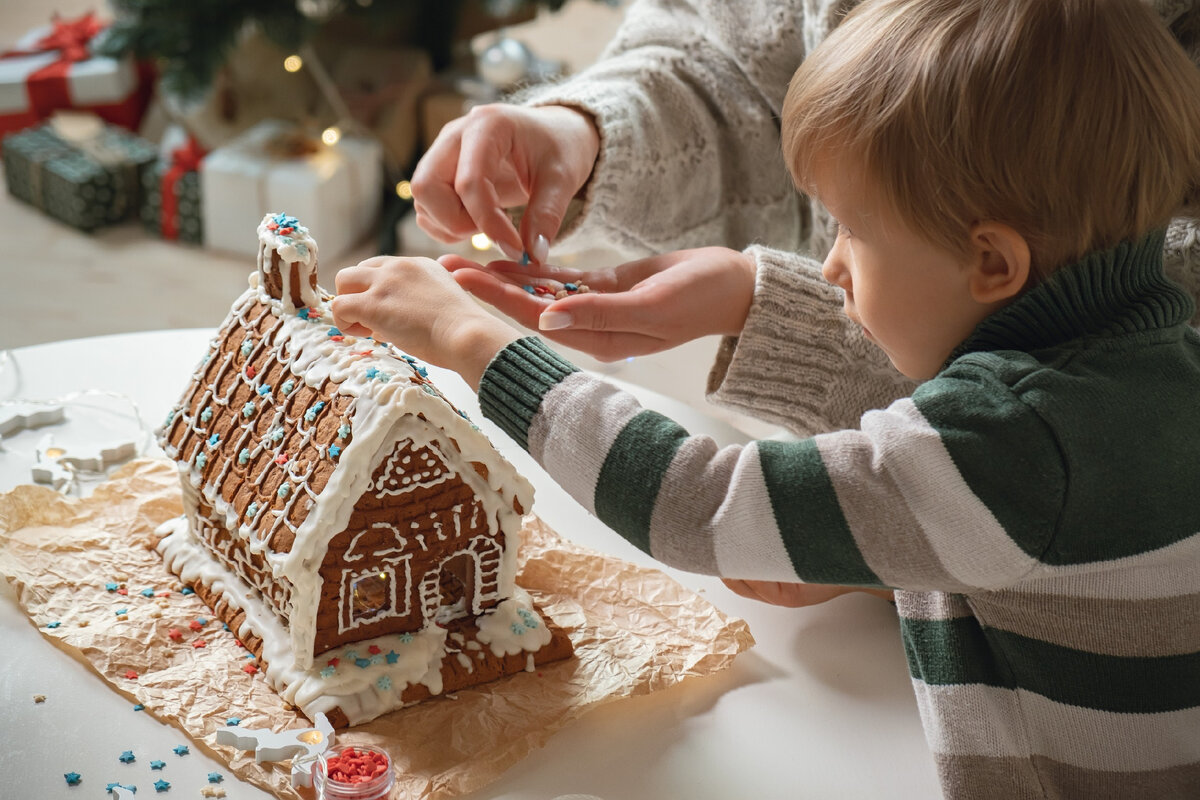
left=821, top=245, right=850, bottom=290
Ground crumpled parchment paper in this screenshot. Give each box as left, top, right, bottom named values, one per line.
left=0, top=459, right=754, bottom=799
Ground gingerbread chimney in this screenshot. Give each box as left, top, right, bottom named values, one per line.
left=256, top=212, right=321, bottom=312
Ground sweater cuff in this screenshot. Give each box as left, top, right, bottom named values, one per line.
left=479, top=336, right=580, bottom=450
left=707, top=245, right=915, bottom=436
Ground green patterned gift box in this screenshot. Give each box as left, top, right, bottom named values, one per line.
left=140, top=140, right=205, bottom=245
left=2, top=115, right=157, bottom=232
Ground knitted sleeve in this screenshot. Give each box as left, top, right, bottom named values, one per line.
left=479, top=337, right=1061, bottom=591
left=513, top=0, right=853, bottom=259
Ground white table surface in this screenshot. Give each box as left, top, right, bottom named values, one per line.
left=0, top=329, right=940, bottom=800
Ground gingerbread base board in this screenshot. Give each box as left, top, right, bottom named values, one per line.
left=187, top=571, right=574, bottom=728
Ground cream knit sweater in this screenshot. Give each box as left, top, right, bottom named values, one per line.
left=520, top=0, right=1200, bottom=436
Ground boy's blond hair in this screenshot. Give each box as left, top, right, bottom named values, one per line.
left=782, top=0, right=1200, bottom=281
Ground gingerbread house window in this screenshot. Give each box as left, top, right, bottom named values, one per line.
left=340, top=558, right=411, bottom=633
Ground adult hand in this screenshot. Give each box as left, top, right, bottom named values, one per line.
left=439, top=246, right=757, bottom=362
left=411, top=103, right=600, bottom=264
left=331, top=256, right=521, bottom=389
left=722, top=578, right=895, bottom=608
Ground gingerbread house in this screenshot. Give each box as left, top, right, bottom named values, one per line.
left=155, top=213, right=571, bottom=727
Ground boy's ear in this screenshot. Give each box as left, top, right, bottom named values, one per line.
left=967, top=222, right=1030, bottom=304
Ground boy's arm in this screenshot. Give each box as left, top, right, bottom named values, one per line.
left=481, top=337, right=1060, bottom=591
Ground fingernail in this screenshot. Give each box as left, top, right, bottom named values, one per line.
left=538, top=311, right=573, bottom=331
left=498, top=242, right=523, bottom=261
left=531, top=234, right=550, bottom=265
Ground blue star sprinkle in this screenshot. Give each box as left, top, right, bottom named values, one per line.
left=119, top=750, right=136, bottom=764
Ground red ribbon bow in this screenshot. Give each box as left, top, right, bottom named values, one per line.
left=33, top=12, right=104, bottom=63
left=160, top=137, right=207, bottom=241
left=1, top=13, right=107, bottom=119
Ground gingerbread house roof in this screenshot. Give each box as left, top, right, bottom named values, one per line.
left=157, top=214, right=534, bottom=667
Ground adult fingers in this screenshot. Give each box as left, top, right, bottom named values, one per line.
left=518, top=162, right=581, bottom=263
left=453, top=117, right=525, bottom=257
left=409, top=118, right=478, bottom=242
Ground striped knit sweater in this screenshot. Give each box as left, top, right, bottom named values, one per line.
left=478, top=231, right=1200, bottom=799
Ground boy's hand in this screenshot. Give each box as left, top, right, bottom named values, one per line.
left=722, top=578, right=895, bottom=607
left=441, top=246, right=757, bottom=362
left=331, top=256, right=521, bottom=390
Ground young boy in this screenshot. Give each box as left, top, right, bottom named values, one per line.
left=332, top=0, right=1200, bottom=796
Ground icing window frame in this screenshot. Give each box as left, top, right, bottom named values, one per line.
left=338, top=556, right=411, bottom=634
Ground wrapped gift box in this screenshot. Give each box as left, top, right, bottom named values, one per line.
left=141, top=128, right=206, bottom=244
left=0, top=12, right=153, bottom=144
left=2, top=112, right=157, bottom=232
left=200, top=119, right=383, bottom=260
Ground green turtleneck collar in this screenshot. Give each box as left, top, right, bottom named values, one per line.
left=947, top=229, right=1194, bottom=365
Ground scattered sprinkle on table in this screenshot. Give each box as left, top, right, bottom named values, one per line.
left=207, top=773, right=223, bottom=783
left=33, top=694, right=45, bottom=703
left=172, top=745, right=189, bottom=756
left=153, top=778, right=170, bottom=792
left=119, top=750, right=136, bottom=764
left=64, top=771, right=81, bottom=786
left=150, top=760, right=166, bottom=770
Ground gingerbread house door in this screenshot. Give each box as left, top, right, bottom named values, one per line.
left=422, top=552, right=478, bottom=626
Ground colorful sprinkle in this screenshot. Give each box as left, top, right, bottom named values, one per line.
left=328, top=445, right=341, bottom=458
left=124, top=669, right=138, bottom=679
left=304, top=402, right=326, bottom=422
left=277, top=484, right=291, bottom=499
left=376, top=676, right=392, bottom=690
left=150, top=760, right=166, bottom=770
left=173, top=745, right=189, bottom=756
left=242, top=401, right=256, bottom=417
left=119, top=750, right=136, bottom=764
left=192, top=639, right=207, bottom=649
left=106, top=582, right=120, bottom=591
left=245, top=365, right=256, bottom=378
left=46, top=621, right=61, bottom=629
left=115, top=608, right=128, bottom=616
left=281, top=379, right=295, bottom=394
left=64, top=771, right=82, bottom=785
left=240, top=339, right=254, bottom=357
left=200, top=407, right=213, bottom=423
left=337, top=424, right=351, bottom=439
left=207, top=773, right=223, bottom=784
left=181, top=587, right=194, bottom=595
left=242, top=664, right=258, bottom=675
left=327, top=327, right=342, bottom=337
left=257, top=384, right=271, bottom=396
left=238, top=448, right=251, bottom=465
left=523, top=285, right=535, bottom=294
left=275, top=453, right=289, bottom=465
left=226, top=717, right=241, bottom=726
left=188, top=619, right=204, bottom=631
left=269, top=427, right=285, bottom=441
left=320, top=666, right=336, bottom=678
left=133, top=704, right=144, bottom=711
left=247, top=502, right=259, bottom=518
left=168, top=628, right=183, bottom=641
left=154, top=778, right=171, bottom=792
left=140, top=588, right=155, bottom=597
left=194, top=453, right=207, bottom=469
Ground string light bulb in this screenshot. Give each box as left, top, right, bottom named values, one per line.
left=283, top=54, right=303, bottom=72
left=471, top=233, right=492, bottom=251
left=321, top=126, right=342, bottom=146
left=395, top=180, right=413, bottom=200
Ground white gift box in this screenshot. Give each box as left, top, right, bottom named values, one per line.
left=0, top=21, right=142, bottom=127
left=200, top=119, right=383, bottom=260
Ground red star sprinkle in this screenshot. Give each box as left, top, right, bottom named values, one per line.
left=246, top=366, right=257, bottom=378
left=193, top=639, right=207, bottom=649
left=275, top=453, right=289, bottom=465
left=328, top=658, right=340, bottom=668
left=124, top=669, right=138, bottom=679
left=242, top=664, right=258, bottom=675
left=188, top=619, right=204, bottom=631
left=168, top=628, right=182, bottom=641
left=367, top=645, right=381, bottom=655
left=267, top=222, right=279, bottom=231
left=330, top=335, right=345, bottom=342
left=117, top=588, right=128, bottom=595
left=280, top=226, right=294, bottom=235
left=157, top=591, right=172, bottom=597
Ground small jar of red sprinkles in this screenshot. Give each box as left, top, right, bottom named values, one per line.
left=312, top=744, right=394, bottom=799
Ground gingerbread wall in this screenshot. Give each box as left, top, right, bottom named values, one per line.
left=310, top=437, right=506, bottom=656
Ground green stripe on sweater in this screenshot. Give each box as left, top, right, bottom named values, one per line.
left=479, top=337, right=578, bottom=450
left=902, top=616, right=1200, bottom=713
left=594, top=410, right=690, bottom=556
left=758, top=439, right=881, bottom=585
